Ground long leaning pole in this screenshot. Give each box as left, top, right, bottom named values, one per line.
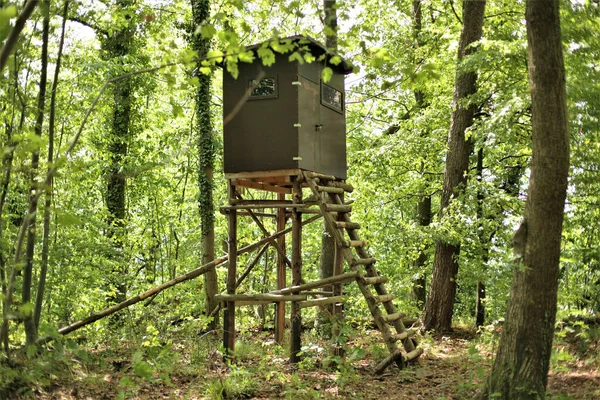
left=37, top=214, right=322, bottom=345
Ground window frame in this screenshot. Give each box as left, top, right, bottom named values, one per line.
left=248, top=75, right=279, bottom=100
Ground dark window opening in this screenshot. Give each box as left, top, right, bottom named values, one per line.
left=321, top=83, right=343, bottom=113
left=249, top=77, right=277, bottom=98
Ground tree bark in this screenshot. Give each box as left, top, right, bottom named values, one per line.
left=411, top=0, right=430, bottom=311
left=421, top=0, right=486, bottom=333
left=22, top=3, right=50, bottom=345
left=190, top=0, right=219, bottom=331
left=476, top=1, right=569, bottom=397
left=34, top=0, right=69, bottom=333
left=475, top=147, right=487, bottom=327
left=317, top=0, right=339, bottom=336
left=102, top=0, right=136, bottom=308
left=0, top=0, right=38, bottom=74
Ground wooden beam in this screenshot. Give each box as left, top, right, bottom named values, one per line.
left=298, top=296, right=346, bottom=309
left=225, top=169, right=301, bottom=180
left=220, top=204, right=306, bottom=211
left=215, top=294, right=307, bottom=302
left=224, top=181, right=237, bottom=359
left=290, top=179, right=303, bottom=364
left=273, top=271, right=359, bottom=295
left=232, top=179, right=291, bottom=194
left=275, top=193, right=287, bottom=343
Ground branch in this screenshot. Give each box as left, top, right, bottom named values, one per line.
left=449, top=0, right=462, bottom=25
left=0, top=0, right=38, bottom=74
left=67, top=16, right=108, bottom=37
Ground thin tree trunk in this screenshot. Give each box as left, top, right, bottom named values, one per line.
left=34, top=0, right=68, bottom=331
left=411, top=0, right=430, bottom=310
left=191, top=0, right=218, bottom=330
left=317, top=0, right=339, bottom=335
left=0, top=59, right=29, bottom=354
left=477, top=1, right=569, bottom=397
left=421, top=0, right=486, bottom=333
left=0, top=0, right=38, bottom=73
left=22, top=4, right=50, bottom=345
left=475, top=147, right=486, bottom=327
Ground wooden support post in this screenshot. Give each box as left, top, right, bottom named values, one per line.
left=275, top=192, right=286, bottom=344
left=333, top=191, right=345, bottom=357
left=290, top=179, right=303, bottom=364
left=224, top=180, right=237, bottom=360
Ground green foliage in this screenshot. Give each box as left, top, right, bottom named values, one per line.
left=205, top=367, right=258, bottom=400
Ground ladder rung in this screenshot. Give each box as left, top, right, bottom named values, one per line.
left=392, top=329, right=416, bottom=341
left=329, top=181, right=354, bottom=193
left=405, top=347, right=423, bottom=361
left=375, top=349, right=404, bottom=374
left=343, top=240, right=367, bottom=248
left=375, top=294, right=396, bottom=303
left=335, top=221, right=360, bottom=230
left=363, top=275, right=387, bottom=285
left=353, top=257, right=376, bottom=266
left=316, top=185, right=344, bottom=194
left=326, top=204, right=352, bottom=213
left=381, top=312, right=405, bottom=323
left=308, top=171, right=337, bottom=181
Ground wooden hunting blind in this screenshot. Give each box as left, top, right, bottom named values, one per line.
left=223, top=35, right=353, bottom=179
left=217, top=36, right=422, bottom=374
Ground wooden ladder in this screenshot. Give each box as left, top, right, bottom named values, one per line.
left=302, top=171, right=423, bottom=373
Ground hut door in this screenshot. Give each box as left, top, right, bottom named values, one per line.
left=298, top=76, right=321, bottom=173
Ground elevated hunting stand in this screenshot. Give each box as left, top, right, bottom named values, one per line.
left=217, top=36, right=422, bottom=373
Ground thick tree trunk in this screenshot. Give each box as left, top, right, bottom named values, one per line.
left=103, top=0, right=136, bottom=308
left=477, top=1, right=569, bottom=398
left=421, top=0, right=486, bottom=333
left=191, top=0, right=219, bottom=330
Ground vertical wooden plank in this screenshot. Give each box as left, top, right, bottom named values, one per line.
left=223, top=180, right=237, bottom=359
left=290, top=179, right=303, bottom=364
left=275, top=192, right=287, bottom=343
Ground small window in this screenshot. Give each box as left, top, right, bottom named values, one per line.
left=249, top=77, right=277, bottom=99
left=321, top=82, right=343, bottom=113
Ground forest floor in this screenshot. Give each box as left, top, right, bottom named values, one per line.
left=4, top=322, right=600, bottom=399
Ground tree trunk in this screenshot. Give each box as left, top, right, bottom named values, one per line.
left=317, top=0, right=339, bottom=336
left=476, top=1, right=569, bottom=397
left=411, top=0, right=430, bottom=311
left=0, top=0, right=38, bottom=74
left=190, top=0, right=219, bottom=330
left=475, top=147, right=487, bottom=327
left=22, top=4, right=50, bottom=345
left=34, top=0, right=68, bottom=333
left=103, top=0, right=136, bottom=308
left=421, top=0, right=486, bottom=333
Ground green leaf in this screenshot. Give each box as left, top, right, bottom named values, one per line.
left=329, top=55, right=342, bottom=66
left=288, top=52, right=304, bottom=64
left=226, top=59, right=239, bottom=79
left=257, top=47, right=275, bottom=66
left=238, top=50, right=255, bottom=63
left=56, top=210, right=82, bottom=227
left=207, top=49, right=224, bottom=63
left=303, top=52, right=315, bottom=63
left=322, top=67, right=333, bottom=83
left=200, top=24, right=216, bottom=39
left=19, top=302, right=34, bottom=316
